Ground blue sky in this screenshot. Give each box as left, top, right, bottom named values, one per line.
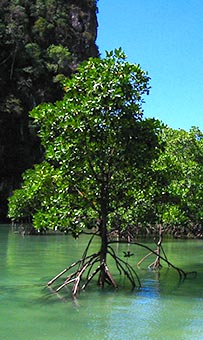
left=96, top=0, right=203, bottom=131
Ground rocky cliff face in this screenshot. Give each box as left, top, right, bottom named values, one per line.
left=0, top=0, right=99, bottom=221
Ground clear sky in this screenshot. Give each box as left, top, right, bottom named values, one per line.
left=96, top=0, right=203, bottom=131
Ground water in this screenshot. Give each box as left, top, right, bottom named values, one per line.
left=1, top=225, right=203, bottom=340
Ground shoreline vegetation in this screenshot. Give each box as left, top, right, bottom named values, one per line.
left=11, top=221, right=198, bottom=295
left=11, top=222, right=203, bottom=240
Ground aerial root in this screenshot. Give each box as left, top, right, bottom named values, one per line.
left=47, top=236, right=196, bottom=298
left=47, top=245, right=141, bottom=297
left=109, top=240, right=196, bottom=281
left=108, top=245, right=141, bottom=288
left=47, top=253, right=118, bottom=296
left=48, top=253, right=98, bottom=295
left=97, top=260, right=118, bottom=288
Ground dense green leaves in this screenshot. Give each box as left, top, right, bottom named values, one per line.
left=138, top=126, right=203, bottom=228
left=8, top=49, right=161, bottom=234
left=162, top=127, right=203, bottom=225
left=8, top=47, right=203, bottom=236
left=0, top=0, right=98, bottom=220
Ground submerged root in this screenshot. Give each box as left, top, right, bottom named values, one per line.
left=110, top=240, right=196, bottom=281
left=47, top=238, right=141, bottom=297
left=47, top=249, right=140, bottom=297
left=47, top=234, right=196, bottom=298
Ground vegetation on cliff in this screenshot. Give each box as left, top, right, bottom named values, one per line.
left=0, top=0, right=98, bottom=220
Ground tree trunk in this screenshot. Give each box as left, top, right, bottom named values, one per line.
left=98, top=179, right=109, bottom=287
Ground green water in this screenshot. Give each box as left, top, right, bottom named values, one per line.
left=1, top=225, right=203, bottom=340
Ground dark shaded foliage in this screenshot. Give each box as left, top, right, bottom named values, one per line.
left=0, top=0, right=98, bottom=220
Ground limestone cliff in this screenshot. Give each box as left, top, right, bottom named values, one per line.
left=0, top=0, right=99, bottom=220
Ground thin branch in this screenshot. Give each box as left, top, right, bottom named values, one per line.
left=109, top=240, right=190, bottom=280
left=47, top=259, right=82, bottom=286
left=48, top=253, right=98, bottom=286
left=119, top=254, right=141, bottom=287
left=107, top=247, right=139, bottom=288
left=85, top=255, right=100, bottom=280
left=103, top=262, right=118, bottom=288
left=75, top=186, right=100, bottom=213
left=82, top=264, right=102, bottom=290
left=56, top=277, right=76, bottom=292
left=72, top=260, right=93, bottom=296
left=137, top=251, right=155, bottom=267
left=79, top=232, right=99, bottom=268
left=160, top=244, right=169, bottom=263
left=107, top=245, right=122, bottom=274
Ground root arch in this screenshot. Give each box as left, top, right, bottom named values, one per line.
left=47, top=234, right=196, bottom=297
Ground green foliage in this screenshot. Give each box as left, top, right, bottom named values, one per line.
left=140, top=126, right=203, bottom=227
left=8, top=49, right=161, bottom=234
left=0, top=0, right=98, bottom=220
left=46, top=44, right=71, bottom=82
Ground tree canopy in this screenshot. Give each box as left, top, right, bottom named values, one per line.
left=8, top=49, right=162, bottom=233
left=152, top=126, right=203, bottom=228
left=8, top=48, right=203, bottom=238
left=126, top=125, right=203, bottom=238
left=8, top=49, right=164, bottom=293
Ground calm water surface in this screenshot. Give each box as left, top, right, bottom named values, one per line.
left=1, top=225, right=203, bottom=340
